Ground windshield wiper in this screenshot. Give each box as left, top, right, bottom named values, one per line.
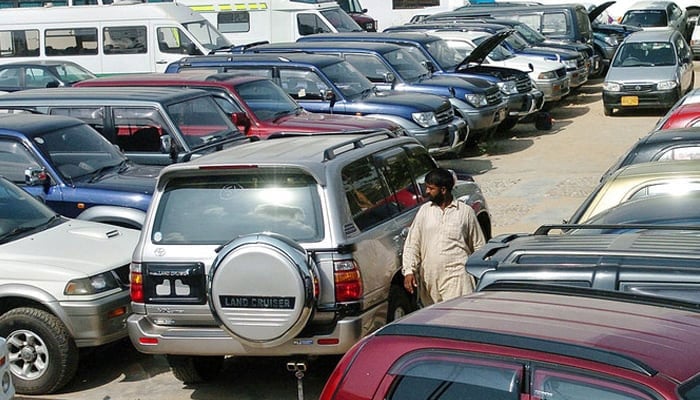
left=0, top=215, right=61, bottom=242
left=88, top=163, right=121, bottom=183
left=272, top=110, right=294, bottom=122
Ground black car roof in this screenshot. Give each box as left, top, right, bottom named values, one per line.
left=176, top=53, right=346, bottom=68
left=0, top=87, right=212, bottom=103
left=298, top=31, right=443, bottom=44
left=0, top=113, right=85, bottom=136
left=641, top=127, right=700, bottom=145
left=251, top=41, right=406, bottom=54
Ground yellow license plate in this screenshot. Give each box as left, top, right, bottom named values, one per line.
left=621, top=96, right=639, bottom=106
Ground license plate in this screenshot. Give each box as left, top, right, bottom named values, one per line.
left=621, top=96, right=639, bottom=106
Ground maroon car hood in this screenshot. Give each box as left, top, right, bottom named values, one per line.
left=274, top=111, right=397, bottom=132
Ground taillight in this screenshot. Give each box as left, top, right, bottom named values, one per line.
left=130, top=262, right=144, bottom=303
left=334, top=260, right=363, bottom=302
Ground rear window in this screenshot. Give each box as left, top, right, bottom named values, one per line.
left=151, top=171, right=324, bottom=245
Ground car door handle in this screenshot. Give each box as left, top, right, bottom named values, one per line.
left=156, top=60, right=169, bottom=64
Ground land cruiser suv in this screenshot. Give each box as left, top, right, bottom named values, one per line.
left=467, top=224, right=700, bottom=304
left=165, top=53, right=469, bottom=156
left=128, top=131, right=491, bottom=383
left=0, top=87, right=246, bottom=165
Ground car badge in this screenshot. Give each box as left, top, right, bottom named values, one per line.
left=154, top=247, right=166, bottom=257
left=635, top=85, right=641, bottom=91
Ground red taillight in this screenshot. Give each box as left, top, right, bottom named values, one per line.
left=130, top=262, right=144, bottom=303
left=334, top=260, right=363, bottom=302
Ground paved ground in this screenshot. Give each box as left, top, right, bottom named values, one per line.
left=16, top=72, right=694, bottom=400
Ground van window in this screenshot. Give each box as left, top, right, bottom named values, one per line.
left=45, top=27, right=98, bottom=55
left=217, top=11, right=250, bottom=33
left=103, top=26, right=147, bottom=54
left=157, top=27, right=200, bottom=55
left=297, top=13, right=331, bottom=36
left=0, top=29, right=39, bottom=57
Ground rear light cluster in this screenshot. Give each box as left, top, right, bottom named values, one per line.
left=333, top=260, right=363, bottom=302
left=130, top=262, right=144, bottom=303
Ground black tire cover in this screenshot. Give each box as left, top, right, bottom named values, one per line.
left=208, top=233, right=315, bottom=348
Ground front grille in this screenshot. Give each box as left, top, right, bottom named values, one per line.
left=556, top=67, right=567, bottom=78
left=113, top=264, right=130, bottom=288
left=515, top=75, right=532, bottom=93
left=435, top=102, right=454, bottom=125
left=621, top=83, right=655, bottom=92
left=576, top=57, right=585, bottom=68
left=485, top=86, right=503, bottom=106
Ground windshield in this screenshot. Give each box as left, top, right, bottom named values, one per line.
left=424, top=38, right=464, bottom=70
left=621, top=10, right=668, bottom=27
left=320, top=8, right=362, bottom=32
left=383, top=48, right=431, bottom=81
left=0, top=178, right=59, bottom=243
left=513, top=23, right=547, bottom=45
left=32, top=123, right=128, bottom=180
left=321, top=60, right=374, bottom=98
left=612, top=42, right=676, bottom=67
left=183, top=19, right=231, bottom=51
left=49, top=63, right=96, bottom=84
left=152, top=172, right=324, bottom=245
left=167, top=95, right=241, bottom=149
left=235, top=79, right=301, bottom=121
left=473, top=36, right=515, bottom=61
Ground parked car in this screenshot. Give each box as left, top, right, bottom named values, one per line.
left=654, top=101, right=700, bottom=129
left=602, top=29, right=694, bottom=116
left=601, top=127, right=700, bottom=181
left=691, top=21, right=700, bottom=56
left=127, top=131, right=492, bottom=384
left=320, top=284, right=700, bottom=400
left=621, top=0, right=690, bottom=38
left=165, top=53, right=469, bottom=156
left=0, top=113, right=159, bottom=229
left=74, top=72, right=407, bottom=139
left=0, top=87, right=248, bottom=165
left=0, top=60, right=96, bottom=92
left=569, top=159, right=700, bottom=224
left=0, top=338, right=13, bottom=400
left=296, top=30, right=545, bottom=133
left=245, top=41, right=509, bottom=139
left=336, top=0, right=377, bottom=31
left=0, top=175, right=138, bottom=394
left=587, top=1, right=642, bottom=73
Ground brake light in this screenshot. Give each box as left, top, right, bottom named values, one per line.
left=130, top=262, right=144, bottom=303
left=334, top=260, right=363, bottom=302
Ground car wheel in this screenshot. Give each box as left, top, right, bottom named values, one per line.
left=497, top=117, right=518, bottom=133
left=167, top=355, right=224, bottom=384
left=604, top=106, right=613, bottom=116
left=387, top=284, right=416, bottom=323
left=0, top=307, right=78, bottom=395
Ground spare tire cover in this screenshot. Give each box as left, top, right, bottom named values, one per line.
left=209, top=233, right=315, bottom=348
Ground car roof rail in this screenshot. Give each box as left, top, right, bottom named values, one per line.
left=180, top=134, right=259, bottom=163
left=321, top=130, right=397, bottom=161
left=0, top=107, right=44, bottom=115
left=533, top=224, right=700, bottom=235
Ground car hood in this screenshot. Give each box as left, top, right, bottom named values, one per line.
left=275, top=111, right=397, bottom=131
left=456, top=30, right=514, bottom=69
left=0, top=219, right=139, bottom=280
left=367, top=90, right=451, bottom=110
left=606, top=66, right=677, bottom=83
left=522, top=46, right=580, bottom=60
left=74, top=163, right=160, bottom=194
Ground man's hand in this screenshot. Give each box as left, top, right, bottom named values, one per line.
left=404, top=274, right=417, bottom=294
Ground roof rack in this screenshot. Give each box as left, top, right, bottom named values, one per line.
left=534, top=224, right=700, bottom=235
left=321, top=130, right=397, bottom=161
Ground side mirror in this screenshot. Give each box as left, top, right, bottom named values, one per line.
left=25, top=167, right=50, bottom=188
left=321, top=90, right=336, bottom=108
left=383, top=72, right=396, bottom=83
left=46, top=80, right=60, bottom=88
left=231, top=112, right=251, bottom=135
left=528, top=63, right=534, bottom=72
left=160, top=134, right=173, bottom=155
left=420, top=60, right=436, bottom=73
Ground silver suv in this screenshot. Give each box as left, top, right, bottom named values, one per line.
left=128, top=131, right=491, bottom=383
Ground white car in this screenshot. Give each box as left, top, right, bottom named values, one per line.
left=0, top=176, right=139, bottom=395
left=428, top=29, right=572, bottom=102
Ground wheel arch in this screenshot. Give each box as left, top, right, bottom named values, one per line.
left=0, top=286, right=74, bottom=337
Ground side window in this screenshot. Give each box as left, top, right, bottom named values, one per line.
left=0, top=139, right=40, bottom=183
left=657, top=146, right=700, bottom=161
left=386, top=350, right=523, bottom=400
left=279, top=69, right=328, bottom=100
left=377, top=148, right=421, bottom=212
left=0, top=29, right=39, bottom=57
left=345, top=53, right=390, bottom=83
left=628, top=182, right=700, bottom=200
left=532, top=366, right=656, bottom=400
left=405, top=144, right=437, bottom=193
left=342, top=156, right=396, bottom=231
left=49, top=107, right=105, bottom=136
left=514, top=15, right=542, bottom=32
left=112, top=107, right=169, bottom=152
left=297, top=13, right=332, bottom=36
left=542, top=12, right=568, bottom=35
left=156, top=27, right=202, bottom=55
left=103, top=26, right=147, bottom=55
left=221, top=67, right=273, bottom=78
left=217, top=11, right=250, bottom=33
left=24, top=67, right=53, bottom=89
left=0, top=67, right=20, bottom=88
left=675, top=35, right=690, bottom=61
left=45, top=27, right=97, bottom=56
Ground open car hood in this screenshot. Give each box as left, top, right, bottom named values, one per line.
left=589, top=0, right=616, bottom=22
left=454, top=29, right=514, bottom=71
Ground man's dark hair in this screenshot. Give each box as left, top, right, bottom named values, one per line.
left=425, top=168, right=454, bottom=191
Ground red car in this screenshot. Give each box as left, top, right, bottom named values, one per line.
left=75, top=72, right=404, bottom=139
left=655, top=102, right=700, bottom=130
left=321, top=285, right=700, bottom=400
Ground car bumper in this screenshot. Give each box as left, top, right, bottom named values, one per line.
left=408, top=116, right=468, bottom=156
left=127, top=302, right=387, bottom=356
left=567, top=67, right=589, bottom=88
left=506, top=89, right=545, bottom=118
left=60, top=290, right=131, bottom=348
left=603, top=89, right=679, bottom=110
left=455, top=100, right=508, bottom=133
left=535, top=76, right=570, bottom=102
left=589, top=53, right=604, bottom=75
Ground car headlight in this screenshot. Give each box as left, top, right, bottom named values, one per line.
left=465, top=93, right=488, bottom=107
left=411, top=111, right=438, bottom=128
left=538, top=71, right=557, bottom=80
left=657, top=80, right=678, bottom=90
left=603, top=81, right=622, bottom=91
left=497, top=80, right=519, bottom=94
left=563, top=59, right=578, bottom=69
left=603, top=35, right=618, bottom=46
left=65, top=272, right=120, bottom=295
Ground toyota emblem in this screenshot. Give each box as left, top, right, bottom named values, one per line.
left=635, top=85, right=641, bottom=91
left=154, top=247, right=166, bottom=257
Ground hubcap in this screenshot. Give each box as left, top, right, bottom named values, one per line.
left=6, top=330, right=49, bottom=380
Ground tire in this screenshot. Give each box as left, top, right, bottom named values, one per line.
left=387, top=284, right=417, bottom=323
left=604, top=106, right=613, bottom=116
left=0, top=307, right=78, bottom=395
left=497, top=117, right=518, bottom=133
left=167, top=355, right=224, bottom=384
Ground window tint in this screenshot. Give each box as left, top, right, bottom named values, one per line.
left=0, top=139, right=39, bottom=183
left=103, top=26, right=146, bottom=55
left=157, top=27, right=200, bottom=55
left=0, top=29, right=39, bottom=57
left=542, top=12, right=568, bottom=35
left=377, top=148, right=422, bottom=212
left=343, top=156, right=395, bottom=231
left=386, top=350, right=523, bottom=400
left=112, top=107, right=168, bottom=152
left=532, top=366, right=656, bottom=400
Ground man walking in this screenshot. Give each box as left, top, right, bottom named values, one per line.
left=402, top=168, right=486, bottom=307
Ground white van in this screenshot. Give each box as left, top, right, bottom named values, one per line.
left=0, top=2, right=231, bottom=74
left=174, top=0, right=362, bottom=45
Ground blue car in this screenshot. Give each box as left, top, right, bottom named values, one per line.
left=0, top=113, right=159, bottom=228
